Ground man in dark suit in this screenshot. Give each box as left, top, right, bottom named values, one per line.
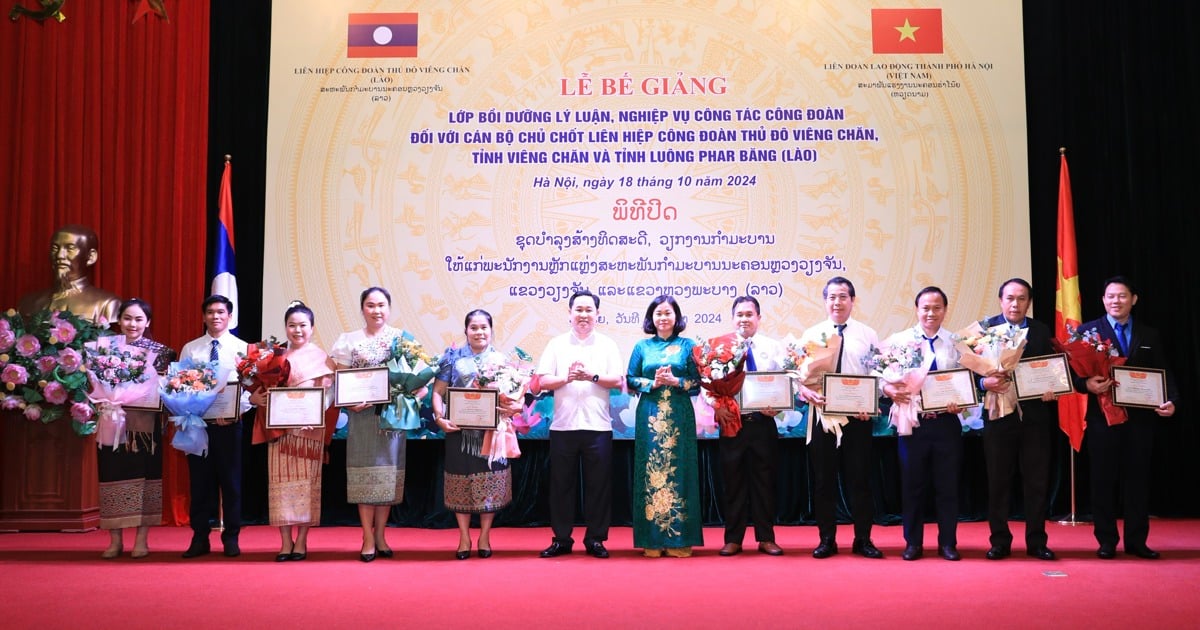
left=1075, top=276, right=1177, bottom=559
left=980, top=278, right=1058, bottom=561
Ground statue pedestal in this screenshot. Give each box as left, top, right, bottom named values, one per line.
left=0, top=413, right=99, bottom=531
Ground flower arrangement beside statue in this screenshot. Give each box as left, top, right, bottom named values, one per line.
left=0, top=308, right=108, bottom=435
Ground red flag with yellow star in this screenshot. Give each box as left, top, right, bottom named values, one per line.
left=1055, top=152, right=1087, bottom=451
left=872, top=8, right=943, bottom=54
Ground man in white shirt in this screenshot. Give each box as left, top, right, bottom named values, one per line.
left=536, top=290, right=624, bottom=558
left=882, top=286, right=964, bottom=561
left=797, top=277, right=884, bottom=559
left=178, top=295, right=250, bottom=558
left=716, top=295, right=785, bottom=556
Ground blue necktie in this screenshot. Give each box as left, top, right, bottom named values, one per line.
left=1114, top=323, right=1128, bottom=356
left=834, top=324, right=846, bottom=371
left=924, top=335, right=938, bottom=371
left=745, top=339, right=757, bottom=372
left=210, top=339, right=220, bottom=362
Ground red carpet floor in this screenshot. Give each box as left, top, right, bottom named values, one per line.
left=3, top=520, right=1199, bottom=629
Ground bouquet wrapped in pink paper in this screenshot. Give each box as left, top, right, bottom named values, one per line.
left=474, top=348, right=535, bottom=465
left=1053, top=326, right=1127, bottom=426
left=84, top=337, right=160, bottom=449
left=954, top=321, right=1028, bottom=419
left=866, top=339, right=933, bottom=436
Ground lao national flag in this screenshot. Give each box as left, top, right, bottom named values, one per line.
left=871, top=8, right=943, bottom=54
left=347, top=13, right=418, bottom=58
left=210, top=158, right=239, bottom=333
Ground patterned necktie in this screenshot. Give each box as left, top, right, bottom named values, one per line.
left=744, top=338, right=757, bottom=372
left=924, top=335, right=938, bottom=371
left=834, top=323, right=847, bottom=372
left=210, top=338, right=220, bottom=362
left=1114, top=323, right=1128, bottom=356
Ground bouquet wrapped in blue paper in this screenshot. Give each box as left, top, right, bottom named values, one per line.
left=160, top=358, right=231, bottom=456
left=379, top=332, right=439, bottom=431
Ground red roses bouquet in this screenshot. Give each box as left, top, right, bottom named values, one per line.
left=1054, top=326, right=1127, bottom=426
left=691, top=334, right=747, bottom=437
left=237, top=337, right=292, bottom=443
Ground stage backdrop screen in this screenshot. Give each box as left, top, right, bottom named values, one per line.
left=264, top=0, right=1029, bottom=437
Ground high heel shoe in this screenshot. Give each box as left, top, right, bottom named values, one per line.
left=275, top=552, right=292, bottom=562
left=289, top=552, right=307, bottom=561
left=376, top=548, right=394, bottom=559
left=360, top=548, right=376, bottom=563
left=477, top=547, right=493, bottom=559
left=100, top=545, right=123, bottom=560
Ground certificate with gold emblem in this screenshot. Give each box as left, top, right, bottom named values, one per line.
left=333, top=366, right=390, bottom=406
left=738, top=371, right=793, bottom=412
left=1111, top=366, right=1167, bottom=409
left=202, top=384, right=242, bottom=421
left=265, top=387, right=326, bottom=429
left=1013, top=353, right=1073, bottom=400
left=447, top=387, right=499, bottom=429
left=919, top=368, right=979, bottom=412
left=822, top=373, right=880, bottom=415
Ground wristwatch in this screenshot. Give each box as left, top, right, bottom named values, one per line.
left=591, top=374, right=599, bottom=383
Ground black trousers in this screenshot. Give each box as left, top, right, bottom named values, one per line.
left=1087, top=415, right=1155, bottom=550
left=719, top=413, right=778, bottom=544
left=982, top=412, right=1052, bottom=549
left=548, top=429, right=612, bottom=545
left=187, top=421, right=243, bottom=542
left=898, top=413, right=961, bottom=547
left=811, top=416, right=874, bottom=543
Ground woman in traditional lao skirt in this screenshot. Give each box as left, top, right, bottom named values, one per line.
left=98, top=298, right=176, bottom=559
left=249, top=301, right=334, bottom=562
left=431, top=309, right=514, bottom=560
left=625, top=295, right=703, bottom=557
left=329, top=287, right=407, bottom=562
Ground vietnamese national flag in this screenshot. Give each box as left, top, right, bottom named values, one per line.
left=1055, top=152, right=1086, bottom=451
left=210, top=157, right=239, bottom=334
left=347, top=13, right=418, bottom=58
left=871, top=8, right=943, bottom=54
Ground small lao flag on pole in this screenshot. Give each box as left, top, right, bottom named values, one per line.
left=211, top=156, right=239, bottom=334
left=871, top=8, right=943, bottom=54
left=347, top=13, right=418, bottom=58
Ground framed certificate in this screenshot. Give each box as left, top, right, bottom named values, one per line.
left=1013, top=353, right=1074, bottom=400
left=265, top=387, right=326, bottom=429
left=738, top=371, right=793, bottom=412
left=821, top=373, right=880, bottom=416
left=919, top=368, right=979, bottom=412
left=447, top=387, right=500, bottom=429
left=1111, top=366, right=1167, bottom=409
left=334, top=366, right=391, bottom=406
left=124, top=385, right=162, bottom=412
left=202, top=384, right=242, bottom=421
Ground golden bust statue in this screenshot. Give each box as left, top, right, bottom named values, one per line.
left=17, top=224, right=121, bottom=325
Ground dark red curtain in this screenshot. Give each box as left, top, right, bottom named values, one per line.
left=0, top=3, right=211, bottom=525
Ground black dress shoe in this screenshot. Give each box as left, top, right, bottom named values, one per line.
left=938, top=545, right=960, bottom=561
left=477, top=548, right=493, bottom=559
left=718, top=543, right=742, bottom=556
left=455, top=549, right=470, bottom=560
left=1096, top=545, right=1116, bottom=559
left=586, top=541, right=610, bottom=558
left=902, top=545, right=923, bottom=561
left=275, top=553, right=291, bottom=562
left=812, top=540, right=838, bottom=559
left=986, top=545, right=1011, bottom=560
left=360, top=552, right=376, bottom=563
left=852, top=539, right=883, bottom=559
left=289, top=552, right=307, bottom=562
left=539, top=541, right=572, bottom=558
left=223, top=541, right=241, bottom=558
left=376, top=548, right=394, bottom=559
left=1026, top=546, right=1056, bottom=560
left=1127, top=546, right=1160, bottom=559
left=182, top=542, right=211, bottom=558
